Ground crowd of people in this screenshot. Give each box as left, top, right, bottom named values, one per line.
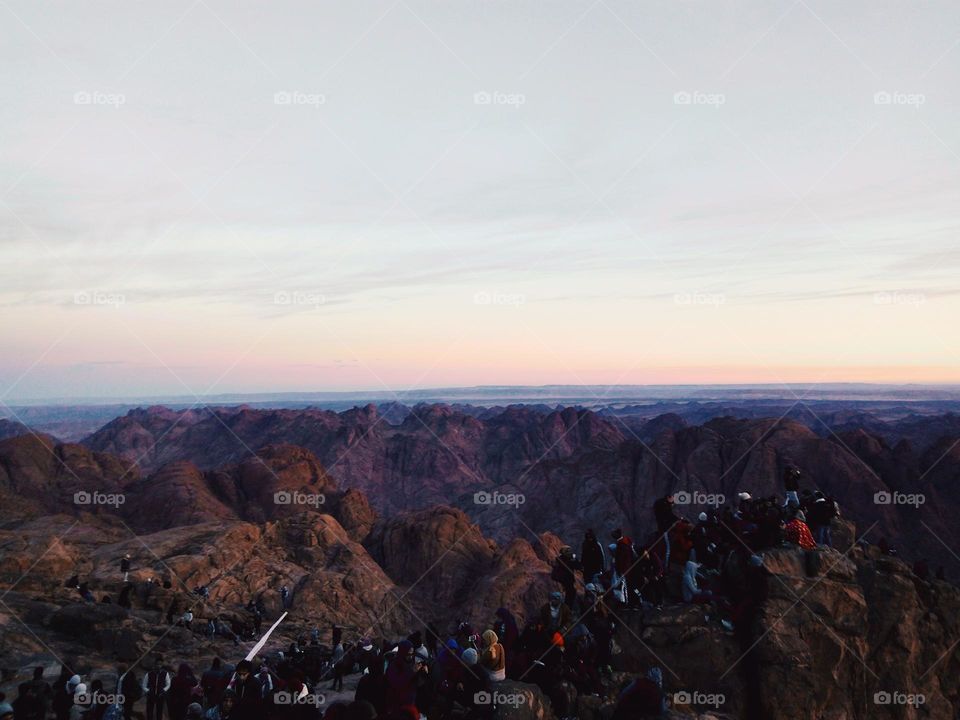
left=4, top=468, right=863, bottom=720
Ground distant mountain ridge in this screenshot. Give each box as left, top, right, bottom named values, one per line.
left=71, top=402, right=960, bottom=578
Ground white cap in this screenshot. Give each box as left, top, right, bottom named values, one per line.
left=738, top=492, right=752, bottom=501
left=698, top=512, right=708, bottom=522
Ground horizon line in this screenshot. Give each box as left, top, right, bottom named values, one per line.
left=7, top=381, right=960, bottom=407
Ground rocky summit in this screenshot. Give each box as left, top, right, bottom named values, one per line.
left=0, top=405, right=959, bottom=719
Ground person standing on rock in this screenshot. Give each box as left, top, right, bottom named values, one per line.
left=809, top=492, right=840, bottom=547
left=120, top=553, right=131, bottom=582
left=52, top=666, right=77, bottom=720
left=26, top=667, right=52, bottom=720
left=653, top=496, right=680, bottom=568
left=327, top=637, right=347, bottom=692
left=354, top=658, right=386, bottom=717
left=142, top=661, right=171, bottom=720
left=384, top=641, right=425, bottom=717
left=228, top=660, right=262, bottom=720
left=200, top=658, right=225, bottom=709
left=610, top=529, right=638, bottom=605
left=782, top=467, right=802, bottom=507
left=279, top=585, right=290, bottom=610
left=636, top=546, right=665, bottom=608
left=580, top=529, right=605, bottom=585
left=551, top=547, right=580, bottom=608
left=118, top=665, right=141, bottom=720
left=12, top=680, right=43, bottom=720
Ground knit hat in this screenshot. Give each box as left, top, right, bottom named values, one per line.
left=0, top=703, right=13, bottom=718
left=186, top=703, right=204, bottom=719
left=462, top=648, right=479, bottom=665
left=738, top=492, right=752, bottom=501
left=698, top=512, right=708, bottom=521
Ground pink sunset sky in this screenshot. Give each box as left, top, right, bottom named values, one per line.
left=1, top=0, right=958, bottom=400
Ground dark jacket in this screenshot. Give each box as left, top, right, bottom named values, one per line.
left=581, top=536, right=605, bottom=579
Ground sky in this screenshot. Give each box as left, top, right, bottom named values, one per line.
left=1, top=0, right=959, bottom=401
